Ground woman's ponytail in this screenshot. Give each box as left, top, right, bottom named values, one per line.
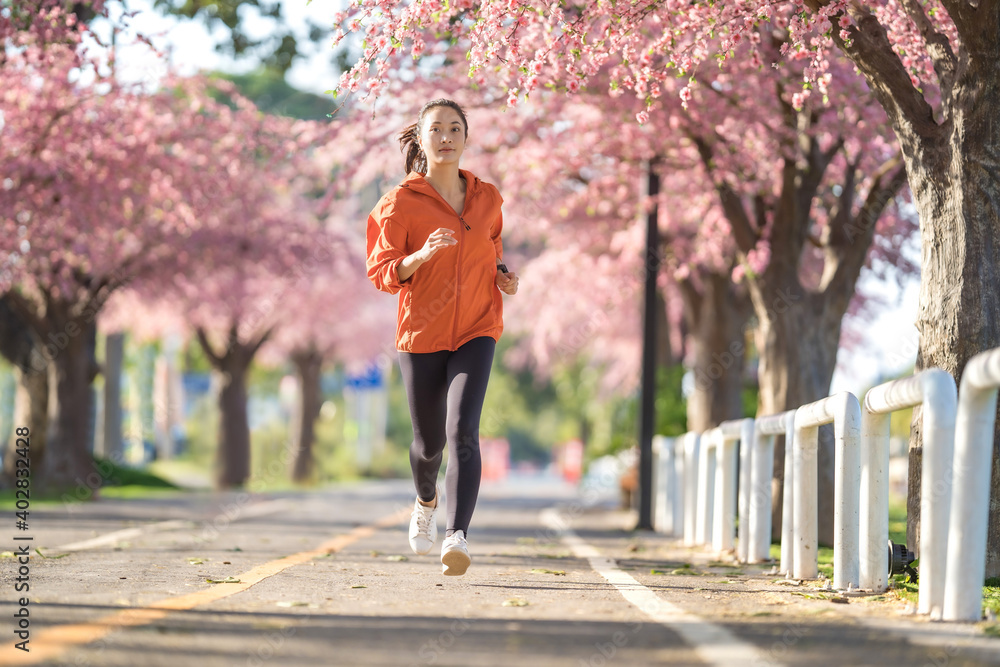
left=398, top=123, right=426, bottom=175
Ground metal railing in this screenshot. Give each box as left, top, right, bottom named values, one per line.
left=944, top=347, right=1000, bottom=621
left=749, top=411, right=794, bottom=565
left=791, top=392, right=861, bottom=589
left=646, top=345, right=1000, bottom=623
left=860, top=369, right=957, bottom=617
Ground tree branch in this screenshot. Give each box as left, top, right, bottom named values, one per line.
left=753, top=195, right=768, bottom=234
left=937, top=0, right=990, bottom=44
left=687, top=131, right=759, bottom=255
left=788, top=122, right=843, bottom=266
left=248, top=325, right=275, bottom=358
left=827, top=3, right=942, bottom=145
left=81, top=251, right=146, bottom=316
left=6, top=289, right=48, bottom=339
left=799, top=133, right=844, bottom=209
left=850, top=156, right=909, bottom=246
left=677, top=276, right=702, bottom=331
left=195, top=326, right=224, bottom=368
left=825, top=153, right=860, bottom=246
left=0, top=292, right=39, bottom=372
left=822, top=155, right=908, bottom=295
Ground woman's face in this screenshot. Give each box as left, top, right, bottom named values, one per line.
left=418, top=106, right=467, bottom=168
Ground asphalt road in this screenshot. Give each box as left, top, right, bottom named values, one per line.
left=1, top=474, right=998, bottom=666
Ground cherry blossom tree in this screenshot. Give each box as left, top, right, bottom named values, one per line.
left=0, top=11, right=204, bottom=490
left=0, top=0, right=112, bottom=484
left=0, top=5, right=317, bottom=490
left=471, top=94, right=751, bottom=429
left=256, top=258, right=394, bottom=484
left=255, top=138, right=396, bottom=485
left=109, top=230, right=339, bottom=489
left=103, top=209, right=371, bottom=490
left=132, top=102, right=343, bottom=489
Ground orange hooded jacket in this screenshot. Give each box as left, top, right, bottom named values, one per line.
left=366, top=169, right=504, bottom=353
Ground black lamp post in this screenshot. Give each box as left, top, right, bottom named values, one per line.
left=636, top=158, right=660, bottom=531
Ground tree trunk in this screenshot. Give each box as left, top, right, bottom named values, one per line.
left=290, top=347, right=324, bottom=484
left=754, top=284, right=844, bottom=546
left=903, top=82, right=1000, bottom=574
left=0, top=294, right=48, bottom=483
left=197, top=325, right=270, bottom=489
left=655, top=288, right=677, bottom=367
left=681, top=271, right=752, bottom=432
left=5, top=366, right=48, bottom=482
left=215, top=360, right=251, bottom=488
left=818, top=0, right=1000, bottom=578
left=42, top=315, right=99, bottom=493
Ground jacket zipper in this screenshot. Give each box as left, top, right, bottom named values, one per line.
left=453, top=209, right=468, bottom=351
left=408, top=177, right=474, bottom=351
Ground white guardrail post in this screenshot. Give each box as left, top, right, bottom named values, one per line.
left=861, top=369, right=956, bottom=618
left=712, top=420, right=744, bottom=553
left=696, top=428, right=717, bottom=546
left=944, top=346, right=1000, bottom=622
left=780, top=409, right=796, bottom=576
left=749, top=411, right=794, bottom=564
left=792, top=392, right=861, bottom=589
left=652, top=435, right=674, bottom=534
left=683, top=432, right=701, bottom=546
left=672, top=436, right=686, bottom=538
left=735, top=418, right=755, bottom=563
left=652, top=434, right=687, bottom=537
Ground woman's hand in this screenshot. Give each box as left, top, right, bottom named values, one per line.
left=398, top=228, right=456, bottom=282
left=415, top=228, right=457, bottom=262
left=496, top=268, right=518, bottom=295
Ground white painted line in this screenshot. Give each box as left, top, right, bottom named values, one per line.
left=52, top=499, right=291, bottom=552
left=541, top=508, right=781, bottom=667
left=54, top=520, right=192, bottom=552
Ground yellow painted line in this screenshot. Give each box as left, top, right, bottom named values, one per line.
left=0, top=506, right=410, bottom=665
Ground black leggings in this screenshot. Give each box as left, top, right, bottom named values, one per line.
left=398, top=336, right=495, bottom=537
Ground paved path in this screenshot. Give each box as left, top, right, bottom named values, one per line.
left=1, top=474, right=999, bottom=666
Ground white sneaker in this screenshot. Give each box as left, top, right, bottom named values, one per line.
left=408, top=494, right=438, bottom=555
left=441, top=530, right=471, bottom=576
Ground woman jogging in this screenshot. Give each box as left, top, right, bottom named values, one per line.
left=366, top=99, right=518, bottom=576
